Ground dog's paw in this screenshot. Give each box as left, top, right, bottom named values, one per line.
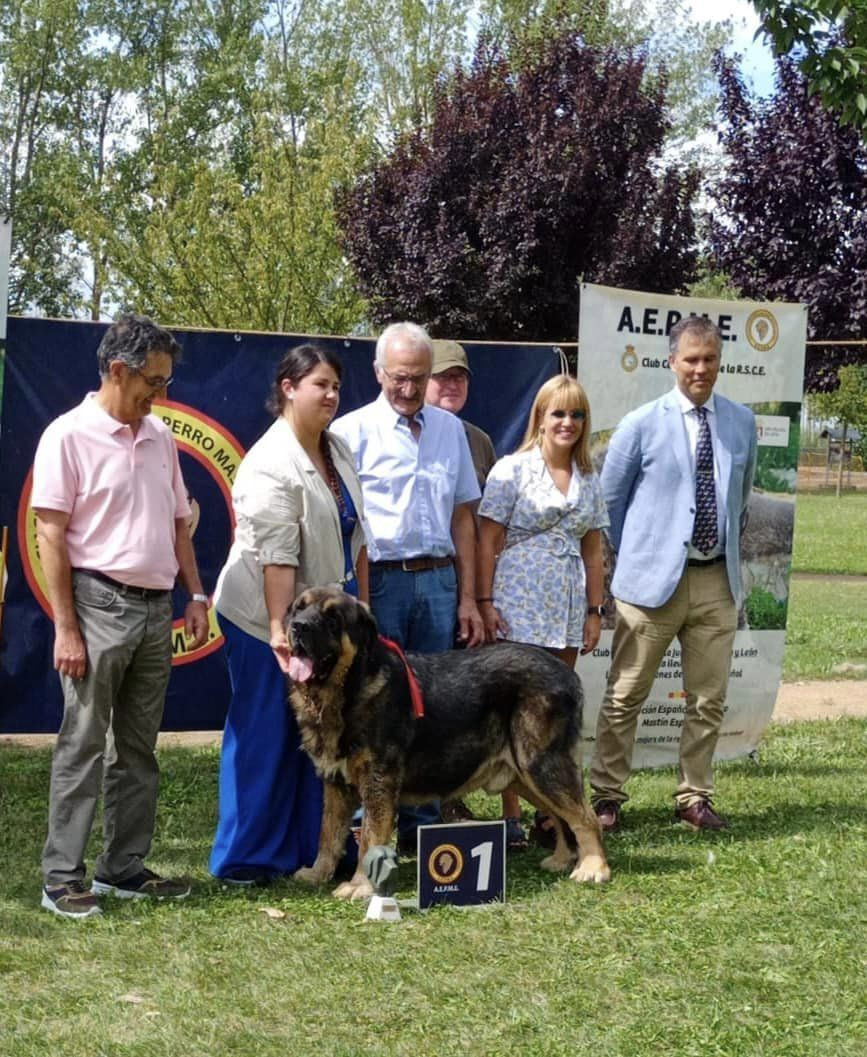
left=570, top=856, right=611, bottom=884
left=293, top=866, right=330, bottom=885
left=332, top=877, right=374, bottom=902
left=540, top=851, right=574, bottom=872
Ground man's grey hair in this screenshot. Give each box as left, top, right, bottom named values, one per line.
left=668, top=315, right=722, bottom=358
left=374, top=322, right=434, bottom=367
left=97, top=313, right=182, bottom=378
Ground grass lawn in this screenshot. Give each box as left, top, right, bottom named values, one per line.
left=2, top=722, right=867, bottom=1057
left=792, top=493, right=867, bottom=575
left=785, top=492, right=865, bottom=681
left=784, top=579, right=867, bottom=681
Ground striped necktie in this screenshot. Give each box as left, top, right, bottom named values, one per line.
left=692, top=405, right=718, bottom=554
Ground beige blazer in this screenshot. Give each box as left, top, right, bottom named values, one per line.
left=214, top=416, right=366, bottom=642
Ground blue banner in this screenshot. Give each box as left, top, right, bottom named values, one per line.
left=0, top=317, right=559, bottom=732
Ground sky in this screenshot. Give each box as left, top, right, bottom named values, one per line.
left=686, top=0, right=778, bottom=95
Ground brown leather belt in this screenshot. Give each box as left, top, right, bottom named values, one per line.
left=74, top=568, right=171, bottom=599
left=370, top=556, right=454, bottom=573
left=687, top=554, right=726, bottom=568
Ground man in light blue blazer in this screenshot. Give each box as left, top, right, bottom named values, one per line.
left=590, top=316, right=757, bottom=832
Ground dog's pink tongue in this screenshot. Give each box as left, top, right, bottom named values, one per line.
left=288, top=655, right=314, bottom=683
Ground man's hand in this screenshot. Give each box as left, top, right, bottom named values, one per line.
left=54, top=624, right=87, bottom=680
left=457, top=598, right=485, bottom=648
left=184, top=600, right=209, bottom=650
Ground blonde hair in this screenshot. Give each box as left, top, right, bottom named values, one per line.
left=518, top=374, right=593, bottom=474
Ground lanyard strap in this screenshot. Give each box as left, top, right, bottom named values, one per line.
left=378, top=635, right=425, bottom=719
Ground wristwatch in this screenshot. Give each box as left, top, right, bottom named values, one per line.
left=587, top=605, right=604, bottom=617
left=191, top=593, right=209, bottom=604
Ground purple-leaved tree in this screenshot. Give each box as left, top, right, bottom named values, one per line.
left=711, top=56, right=867, bottom=391
left=336, top=33, right=699, bottom=341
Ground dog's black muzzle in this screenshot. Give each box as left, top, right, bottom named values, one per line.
left=288, top=610, right=339, bottom=679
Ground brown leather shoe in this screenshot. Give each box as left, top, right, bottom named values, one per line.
left=594, top=799, right=621, bottom=833
left=675, top=799, right=729, bottom=831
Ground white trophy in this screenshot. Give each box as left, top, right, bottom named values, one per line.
left=363, top=845, right=401, bottom=922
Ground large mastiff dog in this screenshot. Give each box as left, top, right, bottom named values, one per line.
left=287, top=587, right=610, bottom=900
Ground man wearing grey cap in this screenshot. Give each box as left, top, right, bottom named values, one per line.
left=426, top=340, right=496, bottom=494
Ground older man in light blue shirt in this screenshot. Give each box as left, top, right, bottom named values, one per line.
left=332, top=321, right=484, bottom=848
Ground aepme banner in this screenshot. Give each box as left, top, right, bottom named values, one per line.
left=577, top=283, right=807, bottom=766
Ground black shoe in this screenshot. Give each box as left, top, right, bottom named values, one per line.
left=220, top=867, right=273, bottom=888
left=92, top=867, right=191, bottom=900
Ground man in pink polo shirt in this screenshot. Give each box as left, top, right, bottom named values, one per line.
left=32, top=313, right=209, bottom=919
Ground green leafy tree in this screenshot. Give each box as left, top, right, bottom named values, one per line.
left=343, top=0, right=473, bottom=137
left=752, top=0, right=867, bottom=133
left=0, top=0, right=91, bottom=315
left=1, top=0, right=732, bottom=331
left=477, top=0, right=732, bottom=143
left=107, top=105, right=372, bottom=332
left=90, top=0, right=378, bottom=331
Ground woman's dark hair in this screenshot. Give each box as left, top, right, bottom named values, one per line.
left=267, top=343, right=343, bottom=417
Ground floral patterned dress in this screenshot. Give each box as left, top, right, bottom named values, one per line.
left=478, top=445, right=609, bottom=649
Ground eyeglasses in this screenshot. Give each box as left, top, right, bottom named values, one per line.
left=550, top=409, right=586, bottom=420
left=135, top=371, right=174, bottom=391
left=379, top=365, right=429, bottom=389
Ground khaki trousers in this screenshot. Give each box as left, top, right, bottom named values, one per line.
left=590, top=562, right=737, bottom=809
left=42, top=571, right=173, bottom=885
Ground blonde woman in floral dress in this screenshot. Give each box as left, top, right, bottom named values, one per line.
left=477, top=374, right=607, bottom=845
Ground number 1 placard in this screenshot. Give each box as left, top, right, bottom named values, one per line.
left=416, top=821, right=506, bottom=909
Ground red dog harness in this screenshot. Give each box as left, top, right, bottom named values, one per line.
left=378, top=635, right=425, bottom=718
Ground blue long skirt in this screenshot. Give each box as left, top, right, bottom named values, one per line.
left=209, top=616, right=323, bottom=878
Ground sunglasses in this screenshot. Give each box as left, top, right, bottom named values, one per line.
left=125, top=364, right=173, bottom=390
left=549, top=409, right=586, bottom=421
left=137, top=373, right=174, bottom=391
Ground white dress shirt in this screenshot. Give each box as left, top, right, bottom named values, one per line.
left=331, top=393, right=480, bottom=561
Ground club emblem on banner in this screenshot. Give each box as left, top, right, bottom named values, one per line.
left=17, top=399, right=245, bottom=667
left=620, top=344, right=639, bottom=372
left=745, top=309, right=779, bottom=352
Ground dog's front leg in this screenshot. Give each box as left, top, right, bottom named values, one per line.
left=294, top=778, right=356, bottom=886
left=333, top=768, right=400, bottom=902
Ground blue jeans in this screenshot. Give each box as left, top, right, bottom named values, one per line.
left=369, top=563, right=458, bottom=838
